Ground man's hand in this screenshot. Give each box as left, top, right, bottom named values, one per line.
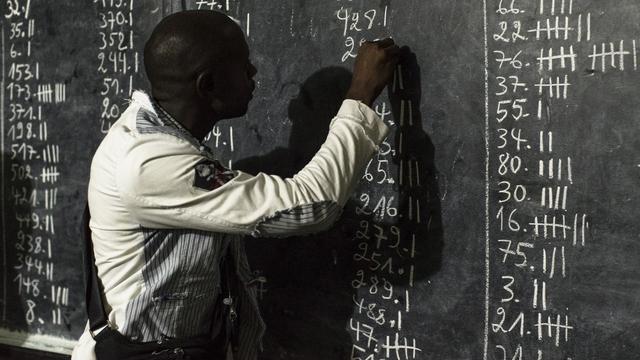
left=346, top=38, right=401, bottom=106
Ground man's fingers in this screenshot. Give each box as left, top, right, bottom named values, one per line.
left=349, top=36, right=401, bottom=104
left=385, top=44, right=401, bottom=57
left=371, top=37, right=395, bottom=48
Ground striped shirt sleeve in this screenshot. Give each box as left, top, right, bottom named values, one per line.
left=115, top=99, right=388, bottom=237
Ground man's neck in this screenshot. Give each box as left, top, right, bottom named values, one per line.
left=156, top=99, right=218, bottom=142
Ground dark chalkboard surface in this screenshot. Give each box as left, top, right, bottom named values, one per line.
left=0, top=1, right=638, bottom=359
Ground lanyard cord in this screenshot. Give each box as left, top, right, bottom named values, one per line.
left=220, top=243, right=238, bottom=348
left=83, top=204, right=111, bottom=336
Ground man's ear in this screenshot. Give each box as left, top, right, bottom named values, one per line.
left=195, top=69, right=216, bottom=99
left=196, top=69, right=226, bottom=114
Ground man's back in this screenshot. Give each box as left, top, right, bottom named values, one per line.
left=88, top=91, right=235, bottom=342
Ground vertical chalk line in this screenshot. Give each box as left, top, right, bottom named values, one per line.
left=482, top=0, right=490, bottom=359
left=246, top=12, right=250, bottom=37
left=24, top=0, right=31, bottom=19
left=1, top=24, right=6, bottom=322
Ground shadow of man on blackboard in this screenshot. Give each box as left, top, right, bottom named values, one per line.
left=387, top=47, right=444, bottom=283
left=235, top=55, right=443, bottom=359
left=0, top=151, right=32, bottom=349
left=235, top=66, right=358, bottom=359
left=339, top=47, right=444, bottom=355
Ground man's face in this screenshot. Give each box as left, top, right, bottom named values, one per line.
left=212, top=34, right=257, bottom=118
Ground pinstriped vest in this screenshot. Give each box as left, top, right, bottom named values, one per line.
left=120, top=103, right=265, bottom=359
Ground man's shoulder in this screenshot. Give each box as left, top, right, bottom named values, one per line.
left=128, top=91, right=204, bottom=150
left=91, top=96, right=202, bottom=193
left=101, top=92, right=198, bottom=154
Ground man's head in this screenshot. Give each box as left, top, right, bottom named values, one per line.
left=144, top=10, right=256, bottom=126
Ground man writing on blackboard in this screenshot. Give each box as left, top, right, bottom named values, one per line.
left=73, top=10, right=399, bottom=360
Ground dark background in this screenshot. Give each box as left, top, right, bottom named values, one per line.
left=0, top=0, right=638, bottom=359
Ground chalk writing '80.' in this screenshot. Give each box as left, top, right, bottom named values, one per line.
left=498, top=153, right=523, bottom=175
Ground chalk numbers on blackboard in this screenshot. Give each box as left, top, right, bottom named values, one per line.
left=333, top=2, right=424, bottom=359
left=336, top=4, right=388, bottom=63
left=3, top=0, right=69, bottom=328
left=95, top=0, right=139, bottom=133
left=486, top=0, right=605, bottom=359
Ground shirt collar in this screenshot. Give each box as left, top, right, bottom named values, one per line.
left=150, top=98, right=218, bottom=156
left=151, top=99, right=202, bottom=142
left=151, top=99, right=184, bottom=130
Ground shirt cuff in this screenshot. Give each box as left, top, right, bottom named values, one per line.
left=333, top=99, right=390, bottom=145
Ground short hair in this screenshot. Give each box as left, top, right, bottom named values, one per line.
left=144, top=10, right=240, bottom=86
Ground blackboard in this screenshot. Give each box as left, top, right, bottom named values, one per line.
left=0, top=1, right=639, bottom=359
